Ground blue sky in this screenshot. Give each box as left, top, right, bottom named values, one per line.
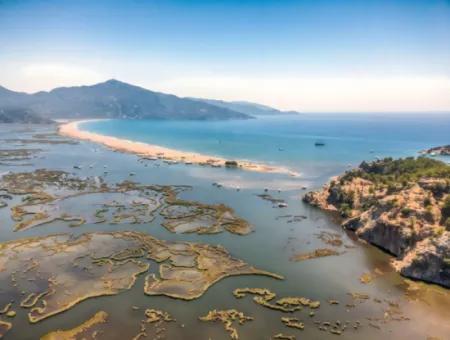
left=1, top=0, right=449, bottom=112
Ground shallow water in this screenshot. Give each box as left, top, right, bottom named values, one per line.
left=0, top=122, right=449, bottom=340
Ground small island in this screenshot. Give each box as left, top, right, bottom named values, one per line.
left=421, top=145, right=450, bottom=156
left=303, top=157, right=450, bottom=287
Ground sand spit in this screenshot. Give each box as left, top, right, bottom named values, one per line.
left=58, top=120, right=299, bottom=176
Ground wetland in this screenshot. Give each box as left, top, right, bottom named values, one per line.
left=0, top=122, right=449, bottom=339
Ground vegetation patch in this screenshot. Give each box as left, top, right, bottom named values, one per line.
left=0, top=231, right=281, bottom=324
left=1, top=169, right=253, bottom=235
left=144, top=246, right=282, bottom=300
left=41, top=311, right=109, bottom=340
left=131, top=308, right=175, bottom=340
left=290, top=248, right=341, bottom=262
left=281, top=317, right=304, bottom=330
left=233, top=288, right=320, bottom=312
left=199, top=309, right=253, bottom=339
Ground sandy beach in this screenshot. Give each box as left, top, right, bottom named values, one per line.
left=58, top=120, right=299, bottom=176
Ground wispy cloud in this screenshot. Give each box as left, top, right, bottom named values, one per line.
left=18, top=63, right=104, bottom=91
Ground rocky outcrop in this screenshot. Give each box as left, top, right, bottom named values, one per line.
left=421, top=145, right=450, bottom=156
left=394, top=233, right=450, bottom=286
left=303, top=157, right=450, bottom=288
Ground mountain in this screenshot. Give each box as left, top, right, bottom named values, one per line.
left=0, top=80, right=252, bottom=121
left=0, top=86, right=30, bottom=106
left=189, top=98, right=300, bottom=116
left=0, top=107, right=54, bottom=124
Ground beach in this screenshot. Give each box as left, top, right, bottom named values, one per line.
left=58, top=120, right=299, bottom=176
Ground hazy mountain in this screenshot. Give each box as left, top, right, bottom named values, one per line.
left=0, top=80, right=252, bottom=120
left=189, top=98, right=300, bottom=116
left=0, top=107, right=54, bottom=124
left=0, top=86, right=30, bottom=106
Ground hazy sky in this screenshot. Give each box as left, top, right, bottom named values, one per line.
left=1, top=0, right=449, bottom=112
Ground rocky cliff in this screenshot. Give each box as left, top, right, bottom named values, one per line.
left=303, top=157, right=450, bottom=287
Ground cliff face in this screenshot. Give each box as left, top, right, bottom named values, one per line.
left=303, top=157, right=450, bottom=287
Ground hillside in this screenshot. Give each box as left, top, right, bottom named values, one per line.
left=189, top=98, right=300, bottom=116
left=0, top=80, right=252, bottom=121
left=0, top=107, right=54, bottom=124
left=303, top=157, right=450, bottom=287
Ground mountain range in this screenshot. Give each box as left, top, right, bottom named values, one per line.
left=189, top=98, right=299, bottom=116
left=0, top=79, right=299, bottom=123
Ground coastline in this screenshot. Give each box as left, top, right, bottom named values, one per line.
left=58, top=120, right=300, bottom=176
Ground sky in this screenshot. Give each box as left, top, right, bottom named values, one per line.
left=0, top=0, right=449, bottom=112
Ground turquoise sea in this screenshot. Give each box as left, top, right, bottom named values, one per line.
left=82, top=113, right=450, bottom=181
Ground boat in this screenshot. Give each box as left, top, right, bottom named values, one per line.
left=314, top=141, right=325, bottom=146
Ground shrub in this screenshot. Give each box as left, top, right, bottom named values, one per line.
left=445, top=217, right=450, bottom=230
left=225, top=160, right=239, bottom=168
left=401, top=208, right=412, bottom=217
left=431, top=182, right=448, bottom=197
left=387, top=184, right=397, bottom=194
left=339, top=203, right=352, bottom=217
left=339, top=191, right=354, bottom=208
left=347, top=157, right=450, bottom=186
left=424, top=206, right=434, bottom=223
left=434, top=226, right=445, bottom=237
left=441, top=196, right=450, bottom=221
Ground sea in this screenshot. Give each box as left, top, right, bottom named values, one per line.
left=82, top=113, right=450, bottom=188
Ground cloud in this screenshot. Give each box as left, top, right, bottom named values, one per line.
left=13, top=63, right=104, bottom=92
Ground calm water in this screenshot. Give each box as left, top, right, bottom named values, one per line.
left=83, top=114, right=450, bottom=178
left=1, top=119, right=449, bottom=340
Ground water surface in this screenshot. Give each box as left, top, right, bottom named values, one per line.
left=0, top=120, right=449, bottom=340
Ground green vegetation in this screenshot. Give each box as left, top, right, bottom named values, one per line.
left=444, top=217, right=450, bottom=230
left=225, top=160, right=239, bottom=168
left=401, top=208, right=413, bottom=218
left=442, top=196, right=450, bottom=224
left=327, top=157, right=450, bottom=219
left=342, top=157, right=450, bottom=187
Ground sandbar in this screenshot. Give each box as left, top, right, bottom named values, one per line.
left=58, top=120, right=299, bottom=176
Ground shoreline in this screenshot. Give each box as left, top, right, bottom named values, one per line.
left=58, top=120, right=300, bottom=176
